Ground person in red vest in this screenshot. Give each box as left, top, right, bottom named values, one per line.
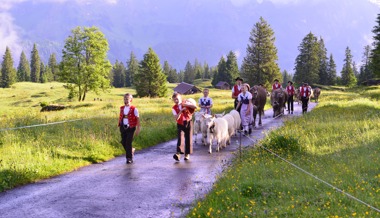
left=172, top=92, right=197, bottom=161
left=272, top=79, right=282, bottom=91
left=299, top=82, right=311, bottom=113
left=232, top=77, right=243, bottom=112
left=118, top=93, right=141, bottom=164
left=286, top=81, right=295, bottom=114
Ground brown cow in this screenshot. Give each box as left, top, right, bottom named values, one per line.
left=250, top=85, right=267, bottom=127
left=271, top=89, right=288, bottom=117
left=313, top=88, right=321, bottom=102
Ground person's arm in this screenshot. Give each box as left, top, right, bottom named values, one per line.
left=209, top=98, right=213, bottom=109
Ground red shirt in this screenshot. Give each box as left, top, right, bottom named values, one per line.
left=272, top=83, right=281, bottom=90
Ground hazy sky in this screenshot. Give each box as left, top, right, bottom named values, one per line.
left=1, top=0, right=379, bottom=73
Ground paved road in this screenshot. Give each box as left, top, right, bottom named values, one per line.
left=0, top=102, right=316, bottom=218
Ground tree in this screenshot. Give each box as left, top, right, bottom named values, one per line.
left=370, top=13, right=380, bottom=78
left=203, top=62, right=210, bottom=79
left=293, top=32, right=320, bottom=85
left=60, top=26, right=112, bottom=101
left=212, top=56, right=227, bottom=87
left=193, top=59, right=203, bottom=80
left=282, top=70, right=292, bottom=87
left=241, top=17, right=281, bottom=89
left=126, top=51, right=139, bottom=87
left=134, top=48, right=167, bottom=97
left=340, top=47, right=357, bottom=87
left=30, top=43, right=41, bottom=83
left=318, top=37, right=329, bottom=85
left=226, top=51, right=240, bottom=86
left=326, top=54, right=337, bottom=85
left=358, top=45, right=373, bottom=84
left=112, top=60, right=126, bottom=88
left=1, top=47, right=16, bottom=88
left=48, top=53, right=59, bottom=81
left=163, top=61, right=178, bottom=83
left=39, top=61, right=47, bottom=83
left=17, top=51, right=31, bottom=82
left=183, top=61, right=195, bottom=83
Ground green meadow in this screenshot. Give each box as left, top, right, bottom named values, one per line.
left=188, top=86, right=380, bottom=217
left=0, top=80, right=231, bottom=192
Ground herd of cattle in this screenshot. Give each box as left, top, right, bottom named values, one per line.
left=192, top=86, right=321, bottom=153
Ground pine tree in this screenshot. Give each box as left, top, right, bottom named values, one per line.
left=30, top=43, right=41, bottom=83
left=48, top=53, right=59, bottom=81
left=126, top=51, right=139, bottom=87
left=134, top=48, right=167, bottom=97
left=60, top=26, right=112, bottom=101
left=17, top=51, right=31, bottom=82
left=1, top=47, right=16, bottom=88
left=241, top=17, right=281, bottom=89
left=178, top=70, right=184, bottom=82
left=112, top=60, right=126, bottom=87
left=212, top=56, right=227, bottom=87
left=163, top=61, right=178, bottom=83
left=370, top=13, right=380, bottom=78
left=203, top=62, right=210, bottom=79
left=39, top=61, right=47, bottom=83
left=358, top=45, right=373, bottom=84
left=326, top=54, right=337, bottom=85
left=281, top=70, right=292, bottom=87
left=183, top=61, right=195, bottom=83
left=293, top=32, right=320, bottom=85
left=340, top=47, right=357, bottom=87
left=193, top=59, right=203, bottom=80
left=318, top=37, right=329, bottom=85
left=226, top=51, right=240, bottom=86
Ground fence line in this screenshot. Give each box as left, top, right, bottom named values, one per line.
left=0, top=116, right=104, bottom=132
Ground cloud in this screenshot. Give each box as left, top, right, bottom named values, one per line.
left=369, top=0, right=380, bottom=7
left=0, top=12, right=22, bottom=59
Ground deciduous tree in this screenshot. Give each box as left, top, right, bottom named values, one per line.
left=60, top=26, right=112, bottom=101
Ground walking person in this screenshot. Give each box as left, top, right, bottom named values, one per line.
left=172, top=92, right=197, bottom=161
left=286, top=81, right=295, bottom=114
left=272, top=79, right=282, bottom=91
left=198, top=88, right=213, bottom=115
left=235, top=83, right=253, bottom=135
left=232, top=77, right=243, bottom=112
left=299, top=82, right=311, bottom=113
left=118, top=93, right=141, bottom=164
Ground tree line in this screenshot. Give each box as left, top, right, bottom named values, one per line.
left=1, top=15, right=380, bottom=100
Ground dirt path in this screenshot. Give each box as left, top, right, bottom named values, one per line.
left=0, top=102, right=316, bottom=218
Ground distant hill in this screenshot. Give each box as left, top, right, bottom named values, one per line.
left=3, top=0, right=379, bottom=73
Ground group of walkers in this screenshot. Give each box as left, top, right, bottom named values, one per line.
left=117, top=78, right=313, bottom=164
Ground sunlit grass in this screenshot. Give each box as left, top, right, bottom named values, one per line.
left=188, top=88, right=380, bottom=217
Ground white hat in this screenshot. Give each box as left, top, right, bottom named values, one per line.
left=183, top=98, right=197, bottom=109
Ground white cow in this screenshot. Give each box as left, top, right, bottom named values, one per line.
left=205, top=116, right=229, bottom=154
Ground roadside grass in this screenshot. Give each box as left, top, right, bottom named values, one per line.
left=0, top=81, right=239, bottom=192
left=187, top=87, right=380, bottom=217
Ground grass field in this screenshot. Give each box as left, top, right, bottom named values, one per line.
left=187, top=86, right=380, bottom=217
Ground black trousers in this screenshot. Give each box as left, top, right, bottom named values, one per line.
left=177, top=121, right=193, bottom=155
left=287, top=95, right=294, bottom=112
left=120, top=125, right=136, bottom=159
left=301, top=97, right=309, bottom=113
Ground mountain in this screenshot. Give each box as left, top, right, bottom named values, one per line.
left=2, top=0, right=379, bottom=74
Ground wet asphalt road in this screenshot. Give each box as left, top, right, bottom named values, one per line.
left=0, top=102, right=316, bottom=218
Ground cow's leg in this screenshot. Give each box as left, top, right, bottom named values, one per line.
left=258, top=110, right=262, bottom=126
